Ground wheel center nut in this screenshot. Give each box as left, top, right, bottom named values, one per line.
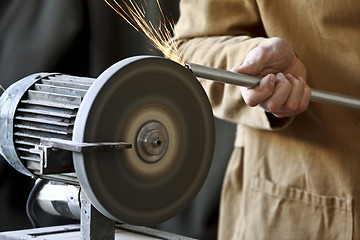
left=136, top=121, right=169, bottom=163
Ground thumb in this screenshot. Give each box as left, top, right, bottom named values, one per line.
left=231, top=60, right=261, bottom=76
left=231, top=47, right=268, bottom=76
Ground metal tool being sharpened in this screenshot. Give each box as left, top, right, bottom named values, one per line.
left=185, top=62, right=360, bottom=110
left=1, top=55, right=360, bottom=240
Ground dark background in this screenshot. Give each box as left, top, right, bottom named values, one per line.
left=0, top=1, right=236, bottom=239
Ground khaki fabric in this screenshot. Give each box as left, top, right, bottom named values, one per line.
left=174, top=0, right=360, bottom=239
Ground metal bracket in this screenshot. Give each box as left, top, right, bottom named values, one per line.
left=40, top=138, right=132, bottom=152
left=31, top=145, right=74, bottom=175
left=31, top=138, right=132, bottom=175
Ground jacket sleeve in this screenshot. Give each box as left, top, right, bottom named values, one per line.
left=174, top=0, right=292, bottom=130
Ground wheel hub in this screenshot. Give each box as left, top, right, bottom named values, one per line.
left=136, top=121, right=169, bottom=163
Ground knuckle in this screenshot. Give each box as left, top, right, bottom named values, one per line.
left=304, top=85, right=312, bottom=98
left=291, top=78, right=301, bottom=87
left=246, top=98, right=258, bottom=107
left=273, top=113, right=288, bottom=118
left=276, top=76, right=292, bottom=89
left=267, top=101, right=282, bottom=112
left=256, top=45, right=273, bottom=60
left=262, top=86, right=274, bottom=96
left=298, top=101, right=309, bottom=113
left=285, top=101, right=299, bottom=112
left=264, top=84, right=274, bottom=96
left=272, top=36, right=283, bottom=43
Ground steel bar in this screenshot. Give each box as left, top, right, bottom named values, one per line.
left=186, top=62, right=360, bottom=110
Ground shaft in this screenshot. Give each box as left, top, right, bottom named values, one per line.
left=186, top=63, right=360, bottom=110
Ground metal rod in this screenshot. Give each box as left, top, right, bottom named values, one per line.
left=186, top=62, right=360, bottom=110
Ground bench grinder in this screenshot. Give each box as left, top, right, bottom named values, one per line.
left=0, top=55, right=215, bottom=239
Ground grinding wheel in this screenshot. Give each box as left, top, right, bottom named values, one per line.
left=72, top=56, right=215, bottom=225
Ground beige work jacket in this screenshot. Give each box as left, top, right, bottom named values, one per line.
left=174, top=0, right=360, bottom=239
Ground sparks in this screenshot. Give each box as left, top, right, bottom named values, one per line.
left=104, top=0, right=183, bottom=64
left=0, top=85, right=9, bottom=98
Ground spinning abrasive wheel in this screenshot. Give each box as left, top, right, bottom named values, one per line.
left=72, top=56, right=215, bottom=225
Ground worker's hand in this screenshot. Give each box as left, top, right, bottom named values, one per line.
left=232, top=37, right=311, bottom=118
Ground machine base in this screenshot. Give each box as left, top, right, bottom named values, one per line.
left=0, top=224, right=196, bottom=240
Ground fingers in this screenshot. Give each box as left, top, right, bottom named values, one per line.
left=260, top=73, right=292, bottom=112
left=240, top=74, right=276, bottom=107
left=282, top=74, right=311, bottom=114
left=232, top=37, right=309, bottom=117
left=241, top=72, right=311, bottom=118
left=267, top=73, right=311, bottom=118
